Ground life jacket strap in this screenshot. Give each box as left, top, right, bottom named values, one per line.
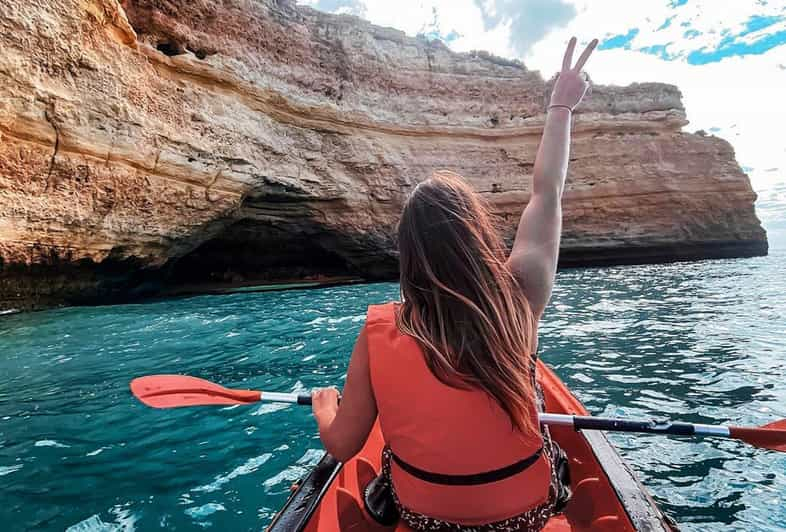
left=390, top=446, right=543, bottom=486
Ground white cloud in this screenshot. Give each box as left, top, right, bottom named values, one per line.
left=473, top=0, right=576, bottom=55
left=300, top=0, right=367, bottom=17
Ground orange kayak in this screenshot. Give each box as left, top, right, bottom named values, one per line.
left=268, top=361, right=676, bottom=531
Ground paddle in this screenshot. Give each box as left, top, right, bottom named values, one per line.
left=130, top=374, right=786, bottom=452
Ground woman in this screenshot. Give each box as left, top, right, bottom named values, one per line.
left=311, top=37, right=597, bottom=530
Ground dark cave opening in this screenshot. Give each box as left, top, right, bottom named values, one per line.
left=165, top=220, right=360, bottom=289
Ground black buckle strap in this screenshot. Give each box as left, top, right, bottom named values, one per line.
left=391, top=447, right=543, bottom=486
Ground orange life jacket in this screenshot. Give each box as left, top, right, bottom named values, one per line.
left=366, top=302, right=552, bottom=525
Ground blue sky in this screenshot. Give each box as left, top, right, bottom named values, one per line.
left=597, top=10, right=786, bottom=64
left=300, top=0, right=786, bottom=225
left=302, top=1, right=786, bottom=70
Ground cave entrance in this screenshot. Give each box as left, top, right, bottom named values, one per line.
left=165, top=219, right=359, bottom=289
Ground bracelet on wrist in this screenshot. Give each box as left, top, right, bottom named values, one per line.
left=548, top=104, right=573, bottom=113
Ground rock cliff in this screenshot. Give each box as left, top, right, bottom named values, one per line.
left=0, top=0, right=767, bottom=310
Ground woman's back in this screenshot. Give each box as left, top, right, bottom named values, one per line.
left=367, top=302, right=551, bottom=525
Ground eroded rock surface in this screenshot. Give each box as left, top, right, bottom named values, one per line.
left=0, top=0, right=767, bottom=310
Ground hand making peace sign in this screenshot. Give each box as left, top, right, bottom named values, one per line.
left=549, top=37, right=599, bottom=111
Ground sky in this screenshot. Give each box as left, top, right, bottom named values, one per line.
left=299, top=0, right=786, bottom=229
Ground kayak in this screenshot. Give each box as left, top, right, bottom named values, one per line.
left=268, top=360, right=676, bottom=531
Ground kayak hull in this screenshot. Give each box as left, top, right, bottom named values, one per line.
left=269, top=361, right=675, bottom=531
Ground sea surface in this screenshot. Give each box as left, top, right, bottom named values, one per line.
left=1, top=227, right=785, bottom=531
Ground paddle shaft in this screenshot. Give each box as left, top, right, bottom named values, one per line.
left=270, top=393, right=731, bottom=437
left=265, top=392, right=313, bottom=405
left=539, top=413, right=730, bottom=437
left=130, top=375, right=786, bottom=451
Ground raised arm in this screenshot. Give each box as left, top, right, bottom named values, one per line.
left=507, top=37, right=597, bottom=319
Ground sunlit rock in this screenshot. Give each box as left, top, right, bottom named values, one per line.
left=0, top=0, right=767, bottom=310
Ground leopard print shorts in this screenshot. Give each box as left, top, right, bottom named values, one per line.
left=381, top=433, right=561, bottom=532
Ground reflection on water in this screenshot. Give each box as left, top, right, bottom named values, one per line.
left=1, top=239, right=785, bottom=531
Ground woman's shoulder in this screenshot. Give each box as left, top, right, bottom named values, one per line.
left=366, top=301, right=400, bottom=325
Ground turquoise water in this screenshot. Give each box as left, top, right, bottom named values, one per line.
left=2, top=234, right=785, bottom=531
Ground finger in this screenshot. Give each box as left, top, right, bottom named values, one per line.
left=562, top=37, right=577, bottom=71
left=573, top=38, right=598, bottom=72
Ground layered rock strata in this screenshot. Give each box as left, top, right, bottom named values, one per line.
left=0, top=0, right=767, bottom=310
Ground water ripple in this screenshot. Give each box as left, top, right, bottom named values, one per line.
left=1, top=241, right=785, bottom=530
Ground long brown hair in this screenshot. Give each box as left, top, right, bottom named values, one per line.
left=396, top=170, right=539, bottom=435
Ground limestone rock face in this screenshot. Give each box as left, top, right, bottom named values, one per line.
left=0, top=0, right=767, bottom=310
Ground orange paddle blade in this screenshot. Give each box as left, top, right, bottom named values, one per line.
left=729, top=420, right=786, bottom=452
left=130, top=375, right=261, bottom=408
